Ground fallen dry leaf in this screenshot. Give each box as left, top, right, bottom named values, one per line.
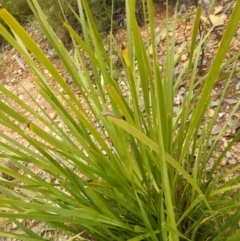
left=214, top=5, right=223, bottom=15
left=209, top=14, right=226, bottom=27
left=211, top=125, right=222, bottom=135
left=224, top=99, right=238, bottom=104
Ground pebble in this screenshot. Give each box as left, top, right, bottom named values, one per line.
left=174, top=68, right=181, bottom=76
left=17, top=69, right=22, bottom=75
left=221, top=158, right=227, bottom=166
left=206, top=158, right=214, bottom=171
left=200, top=0, right=210, bottom=6
left=208, top=109, right=215, bottom=118
left=224, top=176, right=230, bottom=182
left=211, top=125, right=222, bottom=135
left=173, top=106, right=180, bottom=114
left=120, top=81, right=125, bottom=86
left=11, top=78, right=16, bottom=83
left=50, top=112, right=57, bottom=119
left=18, top=94, right=24, bottom=100
left=235, top=82, right=240, bottom=90
left=174, top=95, right=183, bottom=105
left=207, top=140, right=213, bottom=147
left=206, top=43, right=214, bottom=49
left=218, top=112, right=224, bottom=118
left=236, top=73, right=240, bottom=79
left=181, top=54, right=187, bottom=61
left=228, top=159, right=237, bottom=165
left=178, top=4, right=186, bottom=16
left=36, top=94, right=41, bottom=100
left=226, top=151, right=232, bottom=158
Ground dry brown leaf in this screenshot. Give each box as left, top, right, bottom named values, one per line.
left=224, top=99, right=238, bottom=104
left=214, top=5, right=223, bottom=15
left=209, top=14, right=225, bottom=27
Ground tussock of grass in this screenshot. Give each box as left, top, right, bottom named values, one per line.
left=0, top=0, right=240, bottom=240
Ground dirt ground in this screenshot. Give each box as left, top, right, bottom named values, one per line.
left=0, top=0, right=239, bottom=240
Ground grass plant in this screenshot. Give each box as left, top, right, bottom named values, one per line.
left=0, top=0, right=240, bottom=240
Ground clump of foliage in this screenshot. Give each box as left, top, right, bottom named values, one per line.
left=0, top=0, right=32, bottom=23
left=39, top=0, right=145, bottom=46
left=0, top=0, right=240, bottom=240
left=0, top=0, right=145, bottom=47
left=0, top=0, right=32, bottom=46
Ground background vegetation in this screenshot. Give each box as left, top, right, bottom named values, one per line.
left=0, top=0, right=148, bottom=47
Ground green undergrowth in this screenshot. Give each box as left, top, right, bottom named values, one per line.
left=0, top=0, right=145, bottom=47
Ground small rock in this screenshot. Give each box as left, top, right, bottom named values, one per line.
left=211, top=125, right=222, bottom=135
left=18, top=94, right=24, bottom=100
left=12, top=222, right=18, bottom=229
left=50, top=112, right=57, bottom=119
left=17, top=69, right=22, bottom=75
left=226, top=52, right=231, bottom=58
left=222, top=138, right=228, bottom=148
left=176, top=37, right=184, bottom=44
left=226, top=151, right=232, bottom=159
left=94, top=122, right=101, bottom=128
left=47, top=48, right=57, bottom=59
left=44, top=69, right=49, bottom=74
left=231, top=125, right=240, bottom=134
left=59, top=122, right=64, bottom=129
left=178, top=87, right=186, bottom=95
left=173, top=106, right=180, bottom=113
left=174, top=95, right=183, bottom=105
left=228, top=159, right=237, bottom=165
left=181, top=54, right=187, bottom=61
left=178, top=4, right=186, bottom=16
left=148, top=46, right=153, bottom=55
left=236, top=73, right=240, bottom=79
left=206, top=158, right=214, bottom=171
left=66, top=76, right=73, bottom=84
left=36, top=94, right=41, bottom=101
left=174, top=68, right=182, bottom=76
left=235, top=82, right=240, bottom=90
left=211, top=100, right=219, bottom=107
left=206, top=43, right=214, bottom=49
left=221, top=158, right=227, bottom=166
left=11, top=78, right=16, bottom=83
left=202, top=0, right=210, bottom=6
left=224, top=175, right=230, bottom=182
left=208, top=140, right=213, bottom=147
left=208, top=109, right=215, bottom=118
left=120, top=81, right=125, bottom=86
